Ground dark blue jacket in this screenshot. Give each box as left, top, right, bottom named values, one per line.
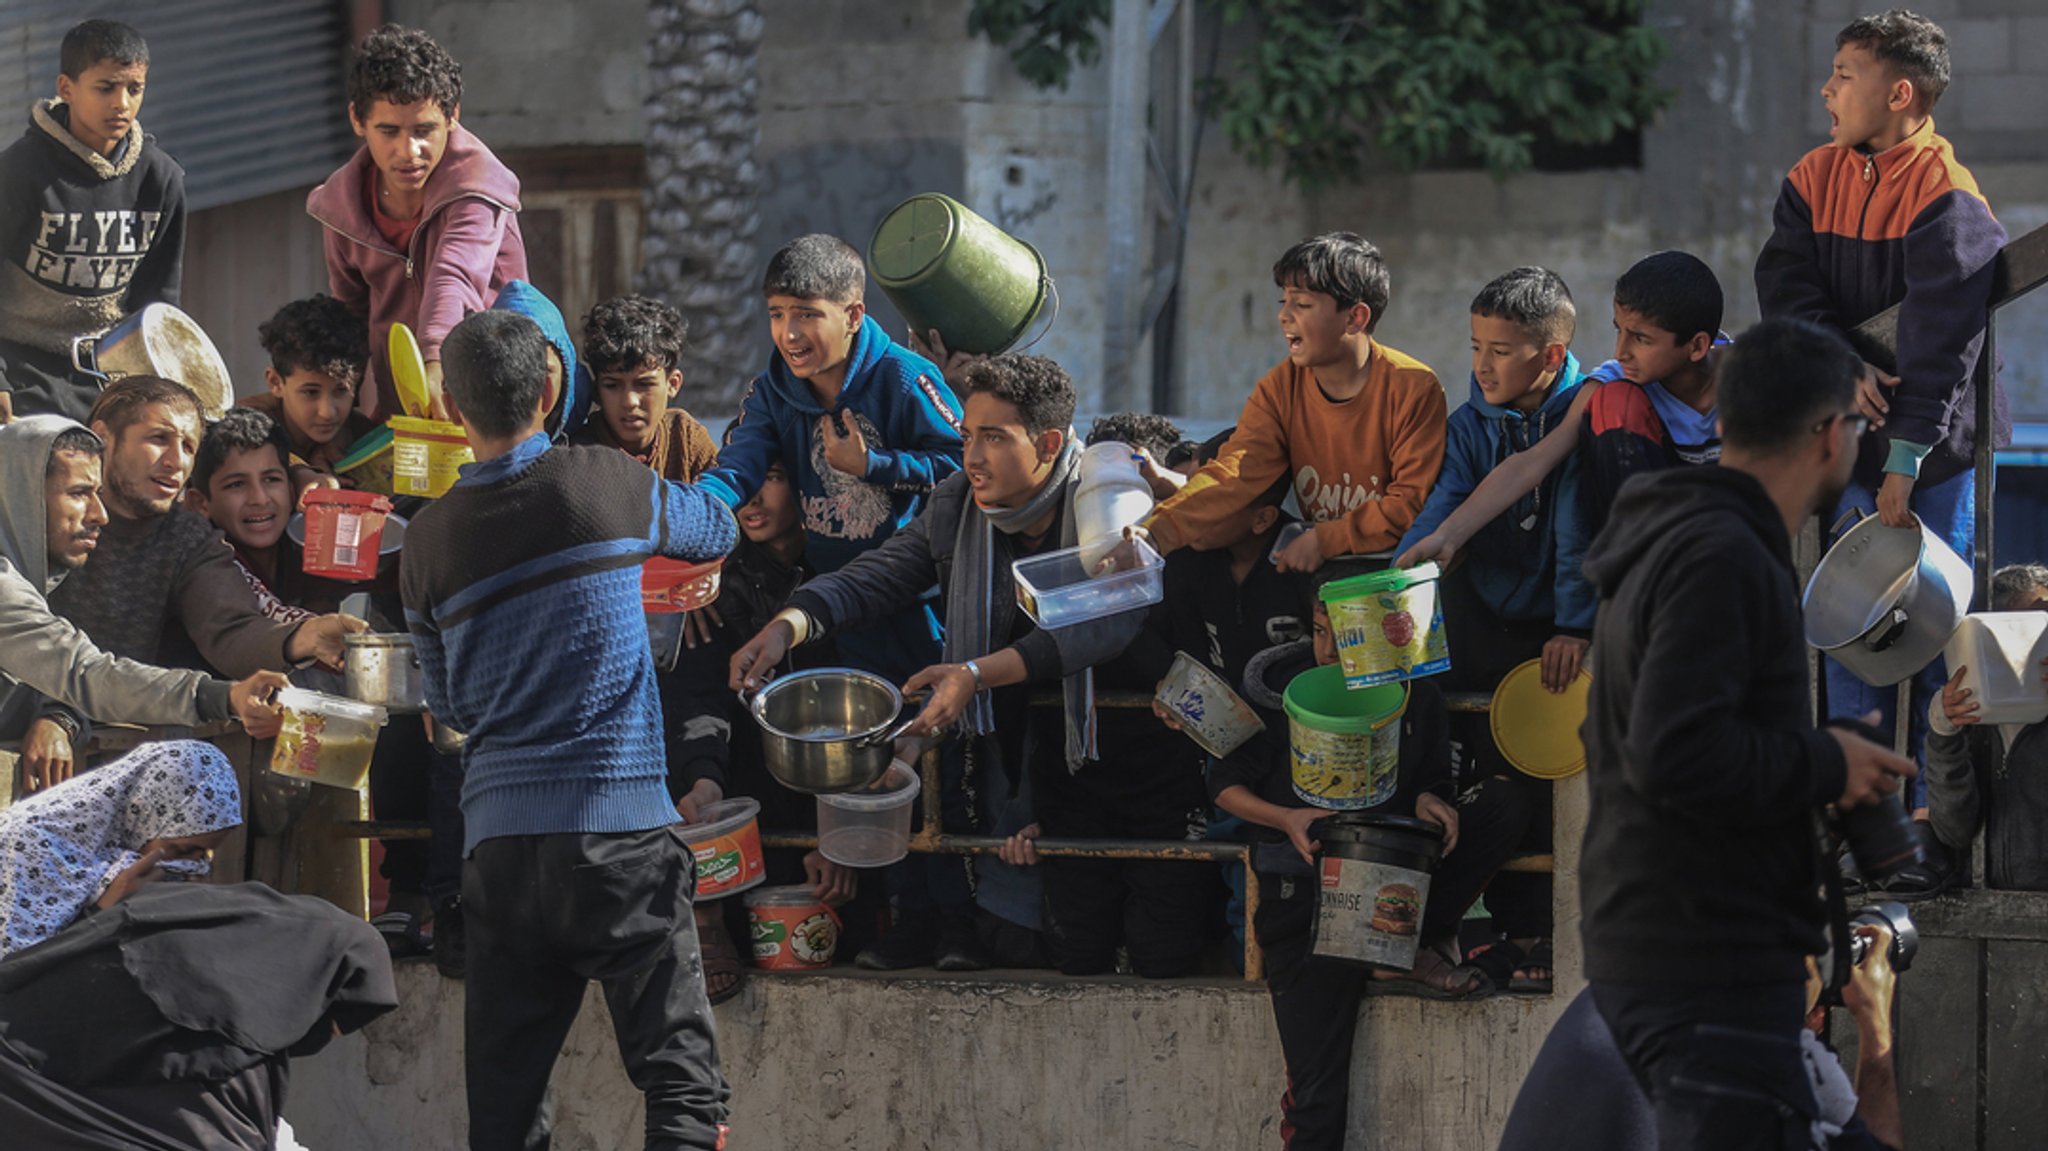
left=701, top=314, right=963, bottom=679
left=1397, top=354, right=1598, bottom=633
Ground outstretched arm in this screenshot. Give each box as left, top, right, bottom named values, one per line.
left=1396, top=382, right=1598, bottom=568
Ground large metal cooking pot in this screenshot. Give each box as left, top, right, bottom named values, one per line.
left=1805, top=510, right=1972, bottom=687
left=749, top=667, right=918, bottom=794
left=343, top=632, right=426, bottom=712
left=73, top=303, right=233, bottom=420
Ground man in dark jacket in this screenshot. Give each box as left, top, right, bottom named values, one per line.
left=731, top=353, right=1150, bottom=971
left=1579, top=318, right=1916, bottom=1151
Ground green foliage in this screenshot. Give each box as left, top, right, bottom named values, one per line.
left=967, top=0, right=1673, bottom=186
left=968, top=0, right=1113, bottom=89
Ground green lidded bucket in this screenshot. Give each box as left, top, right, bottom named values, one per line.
left=1283, top=665, right=1407, bottom=810
left=868, top=193, right=1053, bottom=356
left=1320, top=562, right=1451, bottom=689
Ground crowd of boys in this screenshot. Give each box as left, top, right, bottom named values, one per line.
left=0, top=9, right=2030, bottom=1151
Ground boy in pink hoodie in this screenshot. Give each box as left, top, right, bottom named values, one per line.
left=306, top=24, right=525, bottom=423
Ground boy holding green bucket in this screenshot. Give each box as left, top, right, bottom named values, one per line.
left=1197, top=570, right=1538, bottom=1148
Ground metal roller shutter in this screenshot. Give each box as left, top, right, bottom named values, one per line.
left=0, top=0, right=355, bottom=210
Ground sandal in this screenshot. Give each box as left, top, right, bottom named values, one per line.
left=373, top=911, right=431, bottom=961
left=1459, top=938, right=1526, bottom=991
left=1509, top=938, right=1554, bottom=994
left=1370, top=946, right=1492, bottom=1001
left=696, top=911, right=746, bottom=1006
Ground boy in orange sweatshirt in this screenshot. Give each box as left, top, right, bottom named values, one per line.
left=1144, top=232, right=1446, bottom=573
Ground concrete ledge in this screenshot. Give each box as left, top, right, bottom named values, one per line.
left=289, top=962, right=1574, bottom=1150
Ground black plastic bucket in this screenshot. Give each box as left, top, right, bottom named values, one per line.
left=1311, top=813, right=1444, bottom=969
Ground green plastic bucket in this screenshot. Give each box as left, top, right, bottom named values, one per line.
left=868, top=193, right=1053, bottom=355
left=1283, top=665, right=1407, bottom=810
left=1319, top=563, right=1450, bottom=688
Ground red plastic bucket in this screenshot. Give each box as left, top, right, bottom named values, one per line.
left=301, top=489, right=394, bottom=581
left=643, top=557, right=723, bottom=612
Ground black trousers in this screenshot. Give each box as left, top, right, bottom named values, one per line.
left=1591, top=978, right=1818, bottom=1151
left=1422, top=771, right=1551, bottom=944
left=1254, top=869, right=1371, bottom=1151
left=1035, top=713, right=1216, bottom=978
left=464, top=827, right=729, bottom=1150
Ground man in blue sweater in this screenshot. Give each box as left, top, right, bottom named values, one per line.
left=402, top=309, right=736, bottom=1151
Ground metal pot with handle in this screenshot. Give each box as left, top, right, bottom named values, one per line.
left=748, top=667, right=920, bottom=794
left=72, top=303, right=233, bottom=420
left=1804, top=509, right=1972, bottom=687
left=343, top=633, right=426, bottom=712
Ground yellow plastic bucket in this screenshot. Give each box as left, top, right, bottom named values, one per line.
left=1283, top=665, right=1407, bottom=810
left=1319, top=563, right=1450, bottom=688
left=1489, top=659, right=1592, bottom=779
left=389, top=416, right=474, bottom=498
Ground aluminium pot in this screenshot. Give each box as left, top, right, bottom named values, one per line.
left=748, top=667, right=918, bottom=794
left=342, top=632, right=426, bottom=713
left=73, top=303, right=233, bottom=420
left=1804, top=509, right=1972, bottom=687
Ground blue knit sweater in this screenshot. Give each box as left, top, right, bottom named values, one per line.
left=401, top=433, right=737, bottom=853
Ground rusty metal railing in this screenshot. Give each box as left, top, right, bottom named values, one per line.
left=333, top=687, right=1554, bottom=983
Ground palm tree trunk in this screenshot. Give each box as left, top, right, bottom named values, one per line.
left=639, top=0, right=764, bottom=410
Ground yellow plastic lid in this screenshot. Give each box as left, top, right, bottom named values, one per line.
left=388, top=323, right=431, bottom=419
left=1489, top=659, right=1592, bottom=779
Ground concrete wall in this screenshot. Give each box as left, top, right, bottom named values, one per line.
left=288, top=778, right=1589, bottom=1151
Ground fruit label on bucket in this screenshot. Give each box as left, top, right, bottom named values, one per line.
left=1290, top=718, right=1399, bottom=810
left=1327, top=586, right=1449, bottom=688
left=1314, top=856, right=1431, bottom=969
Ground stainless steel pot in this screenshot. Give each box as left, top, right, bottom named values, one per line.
left=343, top=633, right=426, bottom=712
left=1805, top=510, right=1972, bottom=687
left=72, top=303, right=233, bottom=420
left=748, top=667, right=917, bottom=794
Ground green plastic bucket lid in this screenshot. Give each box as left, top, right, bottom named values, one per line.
left=1282, top=664, right=1408, bottom=733
left=869, top=194, right=959, bottom=286
left=1320, top=562, right=1440, bottom=605
left=334, top=425, right=394, bottom=471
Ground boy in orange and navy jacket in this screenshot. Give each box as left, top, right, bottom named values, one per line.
left=1144, top=232, right=1446, bottom=573
left=1755, top=9, right=2007, bottom=839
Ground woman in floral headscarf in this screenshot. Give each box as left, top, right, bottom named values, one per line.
left=0, top=739, right=239, bottom=958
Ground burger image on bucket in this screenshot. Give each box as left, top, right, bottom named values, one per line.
left=1370, top=883, right=1422, bottom=937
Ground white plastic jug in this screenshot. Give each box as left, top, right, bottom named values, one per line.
left=1942, top=612, right=2048, bottom=726
left=1074, top=441, right=1155, bottom=573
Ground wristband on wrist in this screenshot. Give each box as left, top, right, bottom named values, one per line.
left=964, top=659, right=984, bottom=691
left=771, top=607, right=813, bottom=646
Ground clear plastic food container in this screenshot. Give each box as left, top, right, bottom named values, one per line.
left=1012, top=536, right=1163, bottom=628
left=269, top=687, right=388, bottom=789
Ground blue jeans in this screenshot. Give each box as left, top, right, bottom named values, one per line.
left=1823, top=468, right=1976, bottom=810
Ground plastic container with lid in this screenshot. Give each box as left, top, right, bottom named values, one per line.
left=867, top=192, right=1052, bottom=355
left=1013, top=536, right=1163, bottom=629
left=1311, top=813, right=1445, bottom=970
left=1942, top=612, right=2048, bottom=726
left=744, top=885, right=841, bottom=971
left=269, top=687, right=389, bottom=789
left=678, top=798, right=766, bottom=899
left=816, top=760, right=922, bottom=867
left=1073, top=442, right=1156, bottom=573
left=1319, top=563, right=1451, bottom=688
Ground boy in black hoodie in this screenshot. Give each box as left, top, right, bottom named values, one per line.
left=0, top=20, right=185, bottom=424
left=1579, top=318, right=1917, bottom=1151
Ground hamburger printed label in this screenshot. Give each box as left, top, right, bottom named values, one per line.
left=1313, top=855, right=1431, bottom=969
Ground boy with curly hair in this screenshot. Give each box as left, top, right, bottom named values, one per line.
left=575, top=294, right=719, bottom=481
left=307, top=23, right=525, bottom=423
left=0, top=20, right=185, bottom=424
left=237, top=295, right=376, bottom=474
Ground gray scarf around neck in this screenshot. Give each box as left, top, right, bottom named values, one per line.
left=944, top=435, right=1098, bottom=768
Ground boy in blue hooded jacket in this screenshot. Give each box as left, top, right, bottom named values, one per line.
left=1395, top=267, right=1602, bottom=990
left=701, top=234, right=964, bottom=682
